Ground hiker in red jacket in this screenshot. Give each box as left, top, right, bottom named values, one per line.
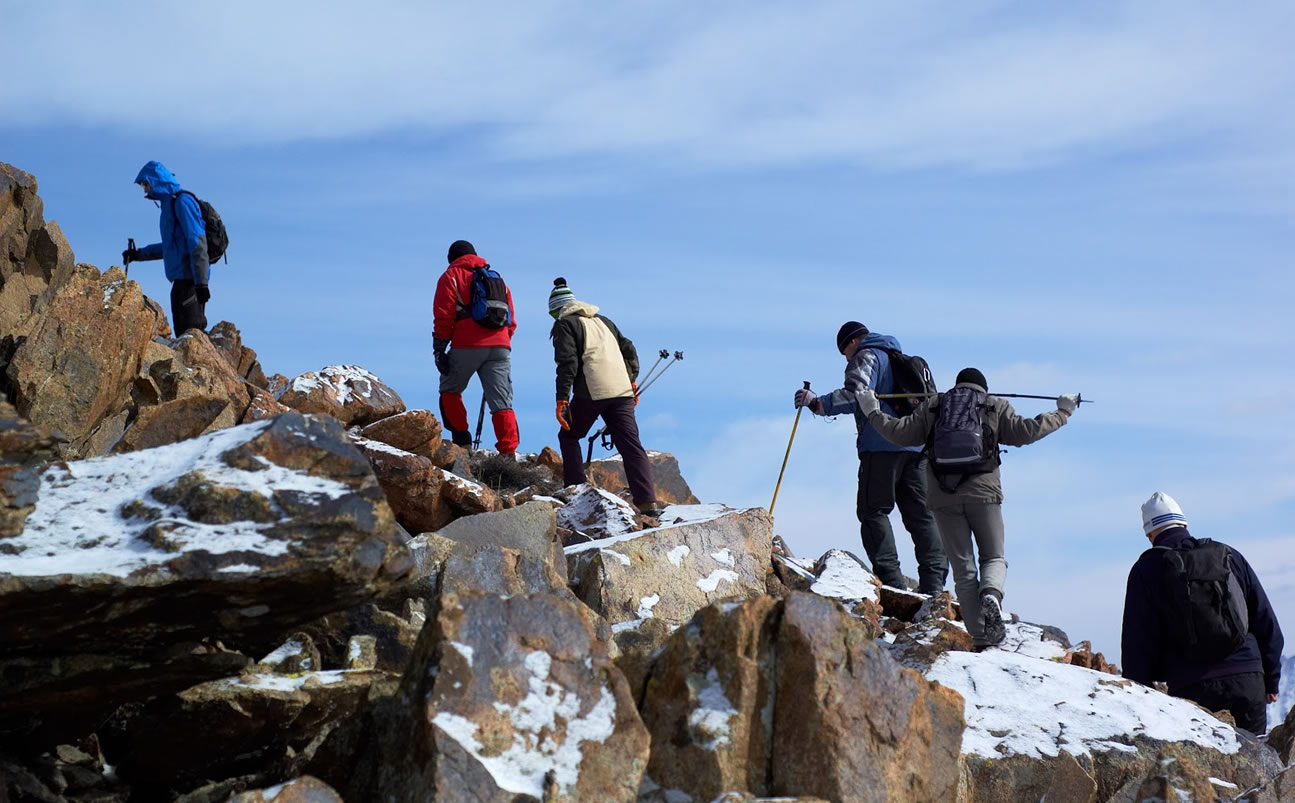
left=432, top=240, right=519, bottom=453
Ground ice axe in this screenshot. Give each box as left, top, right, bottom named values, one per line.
left=124, top=237, right=135, bottom=278
left=769, top=381, right=810, bottom=516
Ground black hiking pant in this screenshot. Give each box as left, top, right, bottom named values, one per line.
left=558, top=396, right=657, bottom=506
left=1175, top=672, right=1267, bottom=735
left=170, top=279, right=208, bottom=335
left=857, top=451, right=948, bottom=594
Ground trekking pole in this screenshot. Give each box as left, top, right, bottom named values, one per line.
left=875, top=392, right=1094, bottom=404
left=769, top=381, right=810, bottom=516
left=583, top=350, right=683, bottom=466
left=472, top=396, right=487, bottom=451
left=124, top=238, right=135, bottom=278
left=636, top=351, right=683, bottom=396
left=640, top=349, right=669, bottom=387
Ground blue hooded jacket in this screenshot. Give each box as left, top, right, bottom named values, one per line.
left=133, top=161, right=210, bottom=285
left=817, top=332, right=919, bottom=454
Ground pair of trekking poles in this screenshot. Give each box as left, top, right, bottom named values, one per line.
left=768, top=383, right=1093, bottom=514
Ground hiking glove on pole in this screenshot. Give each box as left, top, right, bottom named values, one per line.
left=794, top=388, right=821, bottom=414
left=1056, top=393, right=1080, bottom=414
left=556, top=400, right=571, bottom=431
left=856, top=388, right=880, bottom=417
left=122, top=247, right=140, bottom=265
left=433, top=339, right=450, bottom=375
left=195, top=285, right=210, bottom=304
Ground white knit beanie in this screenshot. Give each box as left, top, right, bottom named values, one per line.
left=1141, top=491, right=1188, bottom=535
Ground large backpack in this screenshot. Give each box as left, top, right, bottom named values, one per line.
left=457, top=264, right=512, bottom=329
left=928, top=385, right=998, bottom=491
left=1155, top=538, right=1250, bottom=662
left=173, top=190, right=229, bottom=263
left=877, top=348, right=936, bottom=416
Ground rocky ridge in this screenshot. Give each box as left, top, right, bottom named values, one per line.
left=1, top=161, right=1293, bottom=801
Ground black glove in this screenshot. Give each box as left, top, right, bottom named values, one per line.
left=122, top=247, right=140, bottom=265
left=433, top=338, right=450, bottom=374
left=195, top=285, right=211, bottom=304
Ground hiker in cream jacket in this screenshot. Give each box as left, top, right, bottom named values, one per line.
left=548, top=278, right=660, bottom=515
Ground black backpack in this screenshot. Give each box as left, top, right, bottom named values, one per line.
left=173, top=190, right=229, bottom=263
left=928, top=385, right=999, bottom=491
left=456, top=264, right=511, bottom=329
left=1155, top=538, right=1250, bottom=662
left=878, top=348, right=936, bottom=416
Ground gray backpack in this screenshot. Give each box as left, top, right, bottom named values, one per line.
left=929, top=386, right=998, bottom=491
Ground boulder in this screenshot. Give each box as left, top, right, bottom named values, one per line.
left=432, top=501, right=565, bottom=582
left=1064, top=639, right=1119, bottom=675
left=207, top=320, right=269, bottom=389
left=353, top=437, right=451, bottom=533
left=1269, top=701, right=1295, bottom=765
left=276, top=365, right=404, bottom=427
left=536, top=445, right=562, bottom=476
left=365, top=591, right=650, bottom=802
left=100, top=668, right=391, bottom=795
left=407, top=530, right=570, bottom=604
left=806, top=549, right=883, bottom=633
left=926, top=650, right=1280, bottom=802
left=586, top=451, right=700, bottom=505
left=640, top=593, right=965, bottom=802
left=0, top=413, right=411, bottom=743
left=360, top=409, right=442, bottom=460
left=889, top=617, right=975, bottom=672
left=438, top=467, right=502, bottom=518
left=0, top=401, right=58, bottom=539
left=229, top=777, right=344, bottom=803
left=299, top=598, right=426, bottom=673
left=4, top=264, right=156, bottom=458
left=557, top=484, right=640, bottom=539
left=0, top=162, right=76, bottom=336
left=427, top=439, right=471, bottom=472
left=878, top=584, right=930, bottom=621
left=243, top=387, right=292, bottom=423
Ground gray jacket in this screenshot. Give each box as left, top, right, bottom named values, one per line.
left=864, top=381, right=1069, bottom=510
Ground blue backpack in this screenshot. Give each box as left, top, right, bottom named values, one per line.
left=457, top=264, right=511, bottom=329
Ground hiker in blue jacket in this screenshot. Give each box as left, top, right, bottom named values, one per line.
left=1121, top=492, right=1284, bottom=735
left=793, top=321, right=948, bottom=595
left=123, top=161, right=210, bottom=335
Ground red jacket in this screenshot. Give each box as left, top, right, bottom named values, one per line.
left=433, top=255, right=517, bottom=348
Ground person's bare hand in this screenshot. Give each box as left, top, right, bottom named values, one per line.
left=1269, top=692, right=1280, bottom=704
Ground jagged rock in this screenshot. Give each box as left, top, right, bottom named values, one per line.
left=345, top=635, right=377, bottom=670
left=365, top=591, right=650, bottom=802
left=4, top=264, right=156, bottom=459
left=926, top=650, right=1280, bottom=802
left=359, top=409, right=442, bottom=460
left=229, top=776, right=344, bottom=802
left=1064, top=639, right=1119, bottom=675
left=889, top=617, right=974, bottom=671
left=0, top=162, right=76, bottom=336
left=257, top=633, right=322, bottom=675
left=439, top=467, right=502, bottom=518
left=878, top=583, right=927, bottom=621
left=641, top=593, right=965, bottom=802
left=1269, top=702, right=1295, bottom=765
left=537, top=445, right=562, bottom=475
left=299, top=599, right=426, bottom=673
left=806, top=549, right=883, bottom=633
left=431, top=501, right=566, bottom=582
left=101, top=669, right=390, bottom=796
left=0, top=402, right=58, bottom=539
left=0, top=413, right=411, bottom=744
left=353, top=437, right=451, bottom=533
left=556, top=484, right=640, bottom=539
left=244, top=387, right=292, bottom=423
left=1241, top=764, right=1295, bottom=803
left=407, top=528, right=570, bottom=602
left=276, top=365, right=404, bottom=427
left=427, top=438, right=471, bottom=472
left=586, top=452, right=700, bottom=505
left=1039, top=751, right=1098, bottom=803
left=207, top=320, right=269, bottom=389
left=770, top=553, right=815, bottom=593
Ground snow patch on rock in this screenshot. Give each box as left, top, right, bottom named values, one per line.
left=688, top=667, right=738, bottom=751
left=809, top=549, right=879, bottom=603
left=667, top=545, right=690, bottom=567
left=696, top=569, right=740, bottom=593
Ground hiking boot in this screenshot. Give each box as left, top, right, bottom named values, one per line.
left=635, top=500, right=665, bottom=517
left=980, top=593, right=1006, bottom=646
left=450, top=430, right=472, bottom=448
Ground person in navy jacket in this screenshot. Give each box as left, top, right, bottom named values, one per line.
left=123, top=161, right=210, bottom=335
left=1121, top=492, right=1284, bottom=734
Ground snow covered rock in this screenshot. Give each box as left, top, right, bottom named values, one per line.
left=586, top=451, right=700, bottom=505
left=228, top=776, right=344, bottom=803
left=367, top=591, right=649, bottom=803
left=276, top=364, right=405, bottom=427
left=100, top=668, right=391, bottom=795
left=0, top=413, right=412, bottom=742
left=926, top=649, right=1279, bottom=801
left=567, top=506, right=771, bottom=693
left=5, top=264, right=156, bottom=459
left=556, top=483, right=640, bottom=539
left=640, top=592, right=965, bottom=802
left=808, top=549, right=884, bottom=632
left=359, top=408, right=442, bottom=460
left=352, top=436, right=452, bottom=533
left=438, top=466, right=502, bottom=518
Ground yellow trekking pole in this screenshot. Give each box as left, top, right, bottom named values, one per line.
left=770, top=381, right=810, bottom=515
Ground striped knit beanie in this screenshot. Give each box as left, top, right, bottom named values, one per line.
left=549, top=277, right=576, bottom=318
left=1141, top=492, right=1189, bottom=535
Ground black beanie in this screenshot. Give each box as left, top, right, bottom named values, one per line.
left=956, top=368, right=988, bottom=390
left=836, top=321, right=870, bottom=354
left=447, top=240, right=476, bottom=263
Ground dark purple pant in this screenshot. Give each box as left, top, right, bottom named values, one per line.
left=558, top=396, right=657, bottom=505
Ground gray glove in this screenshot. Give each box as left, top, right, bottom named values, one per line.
left=794, top=387, right=820, bottom=413
left=1057, top=393, right=1080, bottom=414
left=856, top=388, right=880, bottom=417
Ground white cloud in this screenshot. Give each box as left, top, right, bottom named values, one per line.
left=5, top=1, right=1294, bottom=174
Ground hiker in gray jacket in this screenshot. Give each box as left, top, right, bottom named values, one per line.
left=857, top=368, right=1079, bottom=648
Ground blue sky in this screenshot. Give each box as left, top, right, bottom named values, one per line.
left=4, top=0, right=1294, bottom=660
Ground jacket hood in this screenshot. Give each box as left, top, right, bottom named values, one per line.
left=860, top=332, right=901, bottom=352
left=557, top=301, right=600, bottom=319
left=135, top=161, right=181, bottom=200
left=448, top=254, right=488, bottom=271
